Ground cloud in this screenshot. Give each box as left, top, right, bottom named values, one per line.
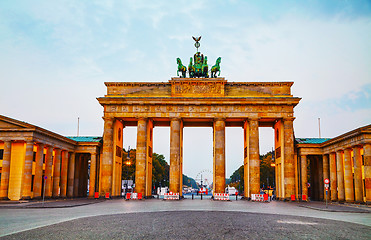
left=0, top=0, right=370, bottom=178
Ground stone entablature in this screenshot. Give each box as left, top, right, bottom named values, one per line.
left=321, top=125, right=371, bottom=153
left=104, top=78, right=294, bottom=98
left=99, top=79, right=300, bottom=123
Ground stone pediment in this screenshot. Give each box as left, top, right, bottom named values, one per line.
left=0, top=115, right=32, bottom=129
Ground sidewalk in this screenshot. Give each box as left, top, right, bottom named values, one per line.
left=296, top=201, right=371, bottom=213
left=0, top=198, right=105, bottom=208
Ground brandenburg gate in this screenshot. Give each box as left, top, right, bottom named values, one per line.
left=97, top=37, right=300, bottom=200
left=97, top=78, right=301, bottom=200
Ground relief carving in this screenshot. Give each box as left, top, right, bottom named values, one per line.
left=173, top=81, right=224, bottom=95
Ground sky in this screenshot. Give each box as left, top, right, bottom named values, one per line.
left=1, top=0, right=370, bottom=180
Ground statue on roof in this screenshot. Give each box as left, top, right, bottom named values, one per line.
left=176, top=36, right=221, bottom=78
left=176, top=58, right=187, bottom=78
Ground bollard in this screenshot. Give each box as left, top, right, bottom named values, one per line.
left=192, top=194, right=194, bottom=200
left=236, top=194, right=238, bottom=201
left=201, top=194, right=203, bottom=200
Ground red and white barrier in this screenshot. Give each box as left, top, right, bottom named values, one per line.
left=126, top=192, right=143, bottom=200
left=164, top=192, right=179, bottom=200
left=214, top=193, right=229, bottom=201
left=251, top=194, right=269, bottom=202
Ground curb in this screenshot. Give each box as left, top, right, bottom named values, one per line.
left=298, top=205, right=371, bottom=213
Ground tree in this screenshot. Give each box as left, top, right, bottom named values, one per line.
left=183, top=174, right=198, bottom=189
left=228, top=150, right=276, bottom=193
left=260, top=151, right=275, bottom=189
left=152, top=153, right=169, bottom=188
left=122, top=148, right=136, bottom=180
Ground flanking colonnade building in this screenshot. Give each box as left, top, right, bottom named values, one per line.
left=0, top=77, right=370, bottom=203
left=0, top=115, right=101, bottom=200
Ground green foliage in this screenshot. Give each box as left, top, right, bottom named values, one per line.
left=122, top=150, right=170, bottom=188
left=260, top=151, right=275, bottom=188
left=228, top=150, right=276, bottom=194
left=183, top=174, right=198, bottom=189
left=122, top=148, right=136, bottom=180
left=229, top=165, right=244, bottom=193
left=152, top=153, right=169, bottom=188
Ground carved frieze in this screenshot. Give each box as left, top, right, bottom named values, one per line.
left=170, top=78, right=226, bottom=97
left=105, top=104, right=293, bottom=116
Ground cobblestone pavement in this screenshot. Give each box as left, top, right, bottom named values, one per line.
left=1, top=211, right=370, bottom=240
left=0, top=198, right=370, bottom=238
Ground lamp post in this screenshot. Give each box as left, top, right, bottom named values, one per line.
left=271, top=148, right=276, bottom=200
left=125, top=146, right=131, bottom=197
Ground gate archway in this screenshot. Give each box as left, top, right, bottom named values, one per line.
left=97, top=78, right=300, bottom=200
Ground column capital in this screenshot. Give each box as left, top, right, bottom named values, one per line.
left=248, top=117, right=260, bottom=121
left=283, top=117, right=295, bottom=122
left=214, top=117, right=226, bottom=122
left=170, top=117, right=181, bottom=121
left=102, top=116, right=115, bottom=122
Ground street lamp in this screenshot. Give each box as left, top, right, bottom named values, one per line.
left=125, top=146, right=131, bottom=196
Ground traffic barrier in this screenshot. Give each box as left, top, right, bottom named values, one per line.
left=125, top=192, right=143, bottom=200
left=291, top=195, right=296, bottom=201
left=214, top=193, right=229, bottom=201
left=302, top=194, right=307, bottom=201
left=164, top=192, right=179, bottom=200
left=131, top=193, right=138, bottom=200
left=251, top=194, right=270, bottom=202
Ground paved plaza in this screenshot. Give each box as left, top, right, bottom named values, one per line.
left=0, top=198, right=370, bottom=239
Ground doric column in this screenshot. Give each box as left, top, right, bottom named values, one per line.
left=249, top=118, right=259, bottom=195
left=135, top=118, right=148, bottom=194
left=44, top=146, right=54, bottom=198
left=74, top=154, right=82, bottom=197
left=353, top=146, right=363, bottom=202
left=52, top=148, right=61, bottom=198
left=170, top=118, right=181, bottom=193
left=300, top=154, right=308, bottom=201
left=22, top=141, right=34, bottom=199
left=323, top=154, right=329, bottom=201
left=243, top=120, right=249, bottom=198
left=283, top=118, right=295, bottom=200
left=214, top=118, right=226, bottom=194
left=318, top=156, right=324, bottom=200
left=101, top=117, right=114, bottom=196
left=0, top=141, right=12, bottom=199
left=336, top=150, right=345, bottom=201
left=343, top=148, right=354, bottom=202
left=89, top=153, right=97, bottom=197
left=364, top=144, right=371, bottom=203
left=329, top=152, right=337, bottom=201
left=33, top=143, right=44, bottom=198
left=60, top=150, right=69, bottom=198
left=67, top=152, right=75, bottom=197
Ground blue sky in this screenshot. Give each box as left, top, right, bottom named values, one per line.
left=1, top=0, right=370, bottom=179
